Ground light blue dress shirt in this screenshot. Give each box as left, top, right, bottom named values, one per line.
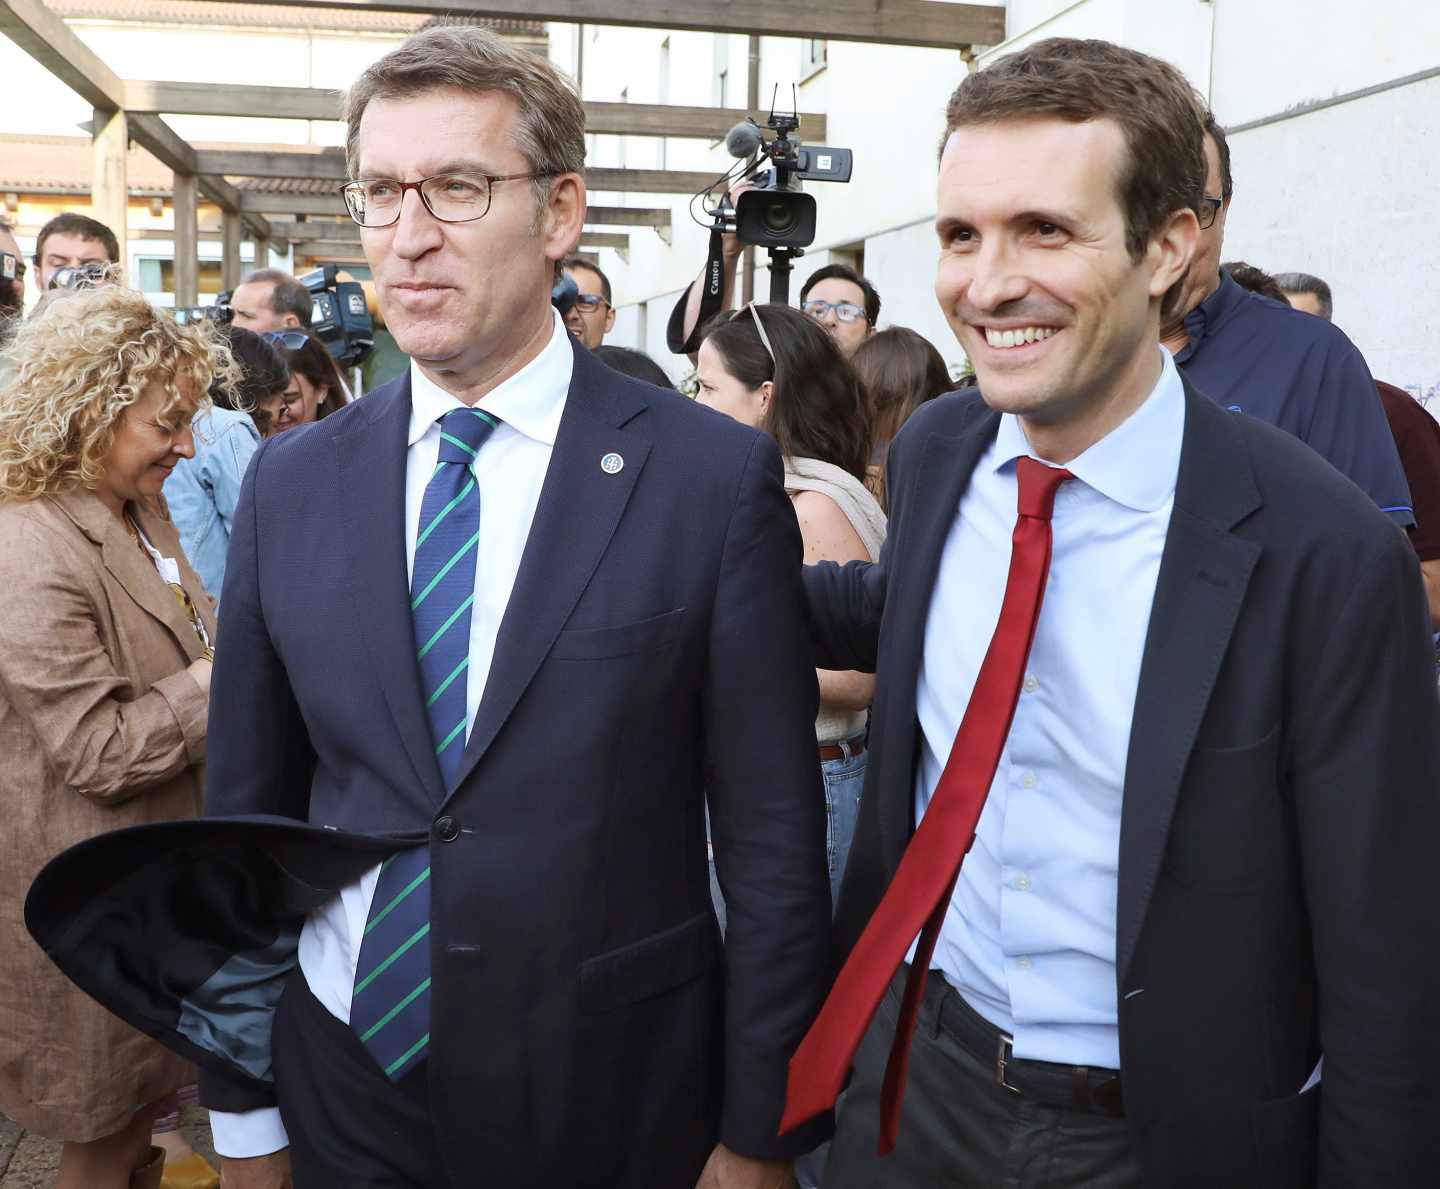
left=163, top=407, right=261, bottom=605
left=913, top=349, right=1184, bottom=1070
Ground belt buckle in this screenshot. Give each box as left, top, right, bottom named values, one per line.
left=995, top=1031, right=1022, bottom=1094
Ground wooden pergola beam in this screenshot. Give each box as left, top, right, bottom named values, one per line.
left=578, top=232, right=629, bottom=250
left=0, top=0, right=124, bottom=111
left=238, top=193, right=348, bottom=216
left=217, top=0, right=1006, bottom=49
left=196, top=149, right=348, bottom=181
left=266, top=220, right=359, bottom=242
left=583, top=205, right=671, bottom=229
left=124, top=81, right=828, bottom=141
left=585, top=168, right=716, bottom=195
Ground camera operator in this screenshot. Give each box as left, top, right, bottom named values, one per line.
left=33, top=212, right=119, bottom=291
left=229, top=267, right=313, bottom=333
left=667, top=182, right=881, bottom=360
left=560, top=255, right=615, bottom=348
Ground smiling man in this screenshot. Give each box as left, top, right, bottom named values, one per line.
left=785, top=37, right=1440, bottom=1186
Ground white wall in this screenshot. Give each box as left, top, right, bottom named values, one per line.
left=1221, top=72, right=1440, bottom=400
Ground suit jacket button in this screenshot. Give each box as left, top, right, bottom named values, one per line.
left=434, top=815, right=460, bottom=842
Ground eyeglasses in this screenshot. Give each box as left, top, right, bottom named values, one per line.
left=262, top=330, right=311, bottom=351
left=0, top=251, right=24, bottom=283
left=802, top=298, right=867, bottom=325
left=1198, top=194, right=1225, bottom=231
left=340, top=171, right=553, bottom=228
left=571, top=293, right=611, bottom=314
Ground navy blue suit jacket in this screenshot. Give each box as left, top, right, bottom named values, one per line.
left=197, top=339, right=832, bottom=1182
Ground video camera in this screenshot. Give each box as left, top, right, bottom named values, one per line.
left=299, top=265, right=374, bottom=368
left=171, top=301, right=233, bottom=327
left=719, top=111, right=853, bottom=251
left=698, top=92, right=853, bottom=303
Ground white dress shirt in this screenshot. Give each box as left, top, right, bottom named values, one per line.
left=211, top=310, right=572, bottom=1157
left=912, top=349, right=1183, bottom=1070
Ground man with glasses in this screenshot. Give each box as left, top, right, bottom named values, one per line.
left=51, top=23, right=831, bottom=1189
left=1161, top=114, right=1413, bottom=527
left=799, top=264, right=879, bottom=358
left=561, top=254, right=615, bottom=348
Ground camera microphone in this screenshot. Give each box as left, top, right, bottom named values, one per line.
left=725, top=121, right=763, bottom=160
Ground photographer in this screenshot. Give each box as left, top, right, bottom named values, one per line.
left=230, top=267, right=313, bottom=334
left=33, top=212, right=119, bottom=291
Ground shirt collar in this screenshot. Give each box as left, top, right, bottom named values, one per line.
left=1177, top=267, right=1246, bottom=359
left=407, top=307, right=572, bottom=449
left=991, top=347, right=1185, bottom=513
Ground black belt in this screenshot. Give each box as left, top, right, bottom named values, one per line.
left=924, top=970, right=1125, bottom=1118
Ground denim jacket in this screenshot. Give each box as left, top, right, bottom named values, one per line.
left=163, top=407, right=260, bottom=605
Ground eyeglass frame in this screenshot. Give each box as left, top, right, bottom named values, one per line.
left=261, top=330, right=312, bottom=351
left=570, top=293, right=612, bottom=315
left=339, top=171, right=554, bottom=228
left=1197, top=193, right=1225, bottom=231
left=802, top=298, right=868, bottom=325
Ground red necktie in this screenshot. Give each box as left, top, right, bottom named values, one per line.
left=781, top=456, right=1074, bottom=1153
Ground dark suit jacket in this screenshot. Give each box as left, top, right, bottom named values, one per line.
left=804, top=379, right=1440, bottom=1186
left=29, top=339, right=833, bottom=1187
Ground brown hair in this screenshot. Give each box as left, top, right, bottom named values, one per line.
left=703, top=303, right=870, bottom=482
left=344, top=24, right=586, bottom=213
left=277, top=335, right=350, bottom=420
left=943, top=38, right=1207, bottom=262
left=851, top=327, right=952, bottom=452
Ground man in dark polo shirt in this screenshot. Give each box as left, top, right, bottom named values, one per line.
left=1160, top=115, right=1413, bottom=527
left=1270, top=270, right=1440, bottom=626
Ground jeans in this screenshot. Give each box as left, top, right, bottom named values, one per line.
left=821, top=741, right=866, bottom=909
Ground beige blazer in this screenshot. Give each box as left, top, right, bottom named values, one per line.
left=0, top=488, right=214, bottom=1142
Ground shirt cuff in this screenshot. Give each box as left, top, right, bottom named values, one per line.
left=152, top=668, right=208, bottom=765
left=209, top=1107, right=289, bottom=1159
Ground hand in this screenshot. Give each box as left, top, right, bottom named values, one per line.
left=721, top=181, right=760, bottom=260
left=220, top=1150, right=292, bottom=1189
left=694, top=1143, right=795, bottom=1189
left=187, top=656, right=213, bottom=696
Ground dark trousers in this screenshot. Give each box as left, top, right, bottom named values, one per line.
left=824, top=972, right=1142, bottom=1189
left=273, top=972, right=448, bottom=1189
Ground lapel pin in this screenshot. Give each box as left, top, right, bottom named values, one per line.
left=601, top=452, right=624, bottom=475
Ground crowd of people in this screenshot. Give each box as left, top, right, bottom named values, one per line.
left=1, top=21, right=1438, bottom=1189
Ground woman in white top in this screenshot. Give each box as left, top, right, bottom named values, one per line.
left=696, top=302, right=886, bottom=907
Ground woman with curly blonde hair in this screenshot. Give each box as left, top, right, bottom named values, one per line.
left=0, top=287, right=230, bottom=1189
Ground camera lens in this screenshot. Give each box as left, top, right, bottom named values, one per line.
left=762, top=199, right=800, bottom=237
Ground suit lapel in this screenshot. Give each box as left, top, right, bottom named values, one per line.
left=52, top=490, right=203, bottom=658
left=448, top=345, right=651, bottom=798
left=879, top=398, right=1000, bottom=869
left=333, top=376, right=449, bottom=808
left=1115, top=385, right=1262, bottom=983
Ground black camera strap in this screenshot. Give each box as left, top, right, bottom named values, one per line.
left=666, top=226, right=727, bottom=356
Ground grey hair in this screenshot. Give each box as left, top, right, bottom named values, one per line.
left=1273, top=271, right=1333, bottom=321
left=344, top=24, right=586, bottom=216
